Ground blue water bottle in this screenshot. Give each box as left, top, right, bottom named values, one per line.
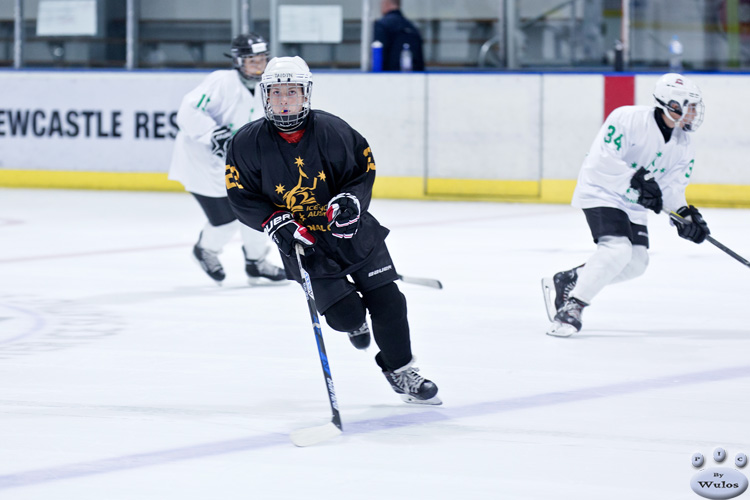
left=371, top=40, right=383, bottom=72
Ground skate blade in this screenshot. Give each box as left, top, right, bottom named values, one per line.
left=290, top=422, right=342, bottom=447
left=400, top=394, right=443, bottom=405
left=247, top=277, right=290, bottom=286
left=546, top=321, right=576, bottom=338
left=541, top=277, right=556, bottom=322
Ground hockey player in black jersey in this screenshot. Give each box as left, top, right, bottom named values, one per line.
left=225, top=56, right=440, bottom=405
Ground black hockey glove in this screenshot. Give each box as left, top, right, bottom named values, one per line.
left=675, top=205, right=710, bottom=244
left=630, top=167, right=663, bottom=214
left=262, top=211, right=316, bottom=257
left=326, top=193, right=361, bottom=239
left=210, top=125, right=233, bottom=161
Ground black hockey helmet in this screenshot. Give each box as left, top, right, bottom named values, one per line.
left=226, top=33, right=269, bottom=82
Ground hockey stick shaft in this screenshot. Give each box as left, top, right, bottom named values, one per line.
left=294, top=244, right=343, bottom=431
left=397, top=274, right=443, bottom=289
left=668, top=211, right=750, bottom=268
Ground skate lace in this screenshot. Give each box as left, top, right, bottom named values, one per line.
left=559, top=299, right=583, bottom=321
left=563, top=280, right=575, bottom=300
left=247, top=258, right=282, bottom=278
left=199, top=249, right=222, bottom=272
left=255, top=259, right=278, bottom=275
left=393, top=367, right=425, bottom=393
left=558, top=270, right=577, bottom=301
left=348, top=323, right=370, bottom=338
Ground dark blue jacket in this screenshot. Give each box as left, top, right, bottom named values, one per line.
left=374, top=10, right=425, bottom=71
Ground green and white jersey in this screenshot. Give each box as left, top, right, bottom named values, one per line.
left=169, top=69, right=264, bottom=197
left=571, top=105, right=695, bottom=225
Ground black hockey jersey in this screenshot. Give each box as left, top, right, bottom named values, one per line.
left=225, top=110, right=389, bottom=279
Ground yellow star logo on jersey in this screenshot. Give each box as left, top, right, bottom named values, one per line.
left=275, top=184, right=285, bottom=194
left=317, top=171, right=326, bottom=182
left=295, top=157, right=304, bottom=168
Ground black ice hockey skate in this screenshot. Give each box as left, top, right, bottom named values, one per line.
left=376, top=354, right=442, bottom=405
left=347, top=322, right=371, bottom=350
left=244, top=257, right=288, bottom=288
left=193, top=244, right=225, bottom=284
left=541, top=265, right=581, bottom=321
left=547, top=297, right=587, bottom=338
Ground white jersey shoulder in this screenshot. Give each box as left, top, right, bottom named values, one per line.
left=571, top=105, right=694, bottom=225
left=168, top=69, right=265, bottom=197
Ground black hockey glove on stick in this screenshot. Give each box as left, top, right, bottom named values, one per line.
left=674, top=205, right=710, bottom=244
left=210, top=125, right=233, bottom=161
left=630, top=167, right=663, bottom=213
left=289, top=243, right=343, bottom=447
left=326, top=193, right=361, bottom=239
left=262, top=211, right=316, bottom=257
left=669, top=210, right=750, bottom=269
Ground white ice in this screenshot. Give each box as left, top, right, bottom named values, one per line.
left=0, top=188, right=748, bottom=499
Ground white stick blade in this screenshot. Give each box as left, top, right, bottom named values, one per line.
left=398, top=275, right=443, bottom=289
left=290, top=422, right=342, bottom=447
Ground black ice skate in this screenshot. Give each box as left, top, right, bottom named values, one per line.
left=376, top=354, right=442, bottom=405
left=244, top=248, right=288, bottom=286
left=541, top=265, right=581, bottom=321
left=193, top=244, right=225, bottom=284
left=347, top=322, right=371, bottom=350
left=547, top=297, right=587, bottom=338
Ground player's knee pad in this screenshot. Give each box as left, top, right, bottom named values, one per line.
left=625, top=245, right=649, bottom=279
left=324, top=291, right=366, bottom=333
left=607, top=243, right=649, bottom=285
left=362, top=282, right=406, bottom=322
left=572, top=235, right=634, bottom=304
left=596, top=235, right=634, bottom=271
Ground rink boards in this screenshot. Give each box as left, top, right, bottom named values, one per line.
left=0, top=70, right=748, bottom=207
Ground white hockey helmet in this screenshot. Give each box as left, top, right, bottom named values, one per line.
left=260, top=56, right=313, bottom=131
left=653, top=73, right=705, bottom=132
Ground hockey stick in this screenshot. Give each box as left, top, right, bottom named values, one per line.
left=668, top=211, right=750, bottom=269
left=397, top=274, right=443, bottom=289
left=289, top=244, right=343, bottom=447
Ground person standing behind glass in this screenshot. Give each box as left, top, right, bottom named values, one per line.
left=373, top=0, right=425, bottom=71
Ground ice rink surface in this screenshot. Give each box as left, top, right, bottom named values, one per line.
left=0, top=188, right=748, bottom=499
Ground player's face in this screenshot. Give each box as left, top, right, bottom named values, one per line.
left=241, top=54, right=268, bottom=78
left=268, top=84, right=305, bottom=115
left=681, top=103, right=698, bottom=129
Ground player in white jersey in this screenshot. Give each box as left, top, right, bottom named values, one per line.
left=168, top=33, right=286, bottom=286
left=542, top=73, right=710, bottom=337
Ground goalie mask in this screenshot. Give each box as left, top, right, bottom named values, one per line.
left=653, top=73, right=705, bottom=132
left=226, top=33, right=269, bottom=84
left=260, top=56, right=313, bottom=132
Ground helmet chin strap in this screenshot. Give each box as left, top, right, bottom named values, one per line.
left=657, top=101, right=684, bottom=128
left=237, top=70, right=259, bottom=91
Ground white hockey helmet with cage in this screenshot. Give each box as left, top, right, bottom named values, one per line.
left=260, top=56, right=313, bottom=131
left=653, top=73, right=705, bottom=132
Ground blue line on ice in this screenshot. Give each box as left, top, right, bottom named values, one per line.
left=1, top=363, right=748, bottom=489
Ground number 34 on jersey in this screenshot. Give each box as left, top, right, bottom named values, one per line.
left=604, top=125, right=623, bottom=151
